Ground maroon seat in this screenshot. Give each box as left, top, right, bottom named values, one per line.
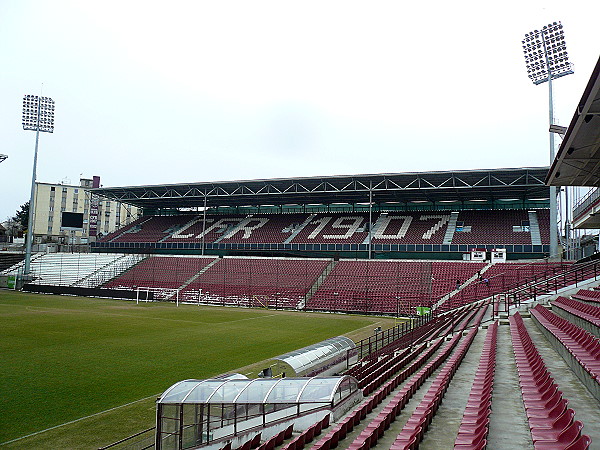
left=533, top=420, right=584, bottom=449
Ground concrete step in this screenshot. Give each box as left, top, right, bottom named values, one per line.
left=486, top=324, right=534, bottom=449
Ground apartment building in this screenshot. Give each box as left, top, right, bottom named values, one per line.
left=32, top=176, right=139, bottom=244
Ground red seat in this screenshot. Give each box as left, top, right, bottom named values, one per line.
left=534, top=420, right=584, bottom=449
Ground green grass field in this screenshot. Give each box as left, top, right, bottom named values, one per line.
left=0, top=291, right=393, bottom=449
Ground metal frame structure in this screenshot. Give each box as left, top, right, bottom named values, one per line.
left=0, top=154, right=7, bottom=164
left=91, top=167, right=550, bottom=211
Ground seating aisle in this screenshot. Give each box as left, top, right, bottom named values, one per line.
left=396, top=328, right=486, bottom=449
left=486, top=322, right=534, bottom=449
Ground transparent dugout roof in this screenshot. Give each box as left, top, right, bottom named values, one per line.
left=158, top=376, right=358, bottom=405
left=273, top=336, right=355, bottom=375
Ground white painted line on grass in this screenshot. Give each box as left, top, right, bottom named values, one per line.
left=0, top=394, right=159, bottom=446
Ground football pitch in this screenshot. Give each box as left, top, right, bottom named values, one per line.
left=0, top=291, right=393, bottom=448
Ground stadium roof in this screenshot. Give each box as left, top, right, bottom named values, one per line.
left=546, top=55, right=600, bottom=187
left=91, top=167, right=550, bottom=210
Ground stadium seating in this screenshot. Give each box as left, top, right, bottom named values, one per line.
left=2, top=253, right=131, bottom=287
left=454, top=321, right=498, bottom=449
left=452, top=209, right=534, bottom=245
left=109, top=216, right=191, bottom=243
left=509, top=312, right=591, bottom=448
left=573, top=289, right=600, bottom=305
left=390, top=327, right=478, bottom=449
left=307, top=260, right=485, bottom=315
left=552, top=297, right=600, bottom=330
left=103, top=256, right=216, bottom=297
left=289, top=213, right=371, bottom=244
left=218, top=214, right=308, bottom=244
left=95, top=209, right=551, bottom=249
left=529, top=305, right=600, bottom=391
left=448, top=261, right=574, bottom=310
left=180, top=257, right=330, bottom=308
left=370, top=212, right=450, bottom=245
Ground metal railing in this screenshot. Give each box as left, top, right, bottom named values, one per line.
left=354, top=314, right=431, bottom=360
left=98, top=427, right=155, bottom=450
left=573, top=187, right=600, bottom=220
left=493, top=259, right=599, bottom=315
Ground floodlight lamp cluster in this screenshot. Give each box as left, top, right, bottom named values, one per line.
left=22, top=94, right=55, bottom=133
left=522, top=21, right=573, bottom=85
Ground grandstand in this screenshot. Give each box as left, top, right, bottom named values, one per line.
left=90, top=167, right=552, bottom=259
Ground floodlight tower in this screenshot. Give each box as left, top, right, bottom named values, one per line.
left=0, top=154, right=7, bottom=163
left=22, top=94, right=55, bottom=276
left=522, top=21, right=573, bottom=259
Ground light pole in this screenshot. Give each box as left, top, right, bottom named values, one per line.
left=22, top=94, right=55, bottom=276
left=0, top=154, right=7, bottom=163
left=522, top=21, right=573, bottom=259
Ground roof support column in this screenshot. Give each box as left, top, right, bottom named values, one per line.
left=201, top=192, right=207, bottom=255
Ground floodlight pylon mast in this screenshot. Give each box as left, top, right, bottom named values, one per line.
left=24, top=107, right=41, bottom=276
left=22, top=94, right=55, bottom=276
left=522, top=21, right=573, bottom=259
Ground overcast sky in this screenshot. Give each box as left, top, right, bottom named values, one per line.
left=1, top=0, right=599, bottom=221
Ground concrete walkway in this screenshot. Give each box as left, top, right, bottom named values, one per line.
left=487, top=323, right=534, bottom=449
left=419, top=330, right=485, bottom=449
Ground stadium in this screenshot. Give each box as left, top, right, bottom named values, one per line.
left=2, top=26, right=600, bottom=450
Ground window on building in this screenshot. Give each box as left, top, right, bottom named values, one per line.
left=50, top=186, right=55, bottom=192
left=62, top=187, right=68, bottom=193
left=48, top=226, right=53, bottom=233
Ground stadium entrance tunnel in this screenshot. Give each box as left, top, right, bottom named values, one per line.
left=155, top=376, right=361, bottom=449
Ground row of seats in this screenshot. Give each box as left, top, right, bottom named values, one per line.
left=454, top=321, right=498, bottom=449
left=509, top=312, right=591, bottom=449
left=446, top=261, right=575, bottom=310
left=103, top=256, right=215, bottom=291
left=573, top=289, right=600, bottom=305
left=308, top=261, right=485, bottom=315
left=452, top=210, right=535, bottom=245
left=552, top=297, right=600, bottom=329
left=530, top=305, right=600, bottom=384
left=390, top=327, right=479, bottom=449
left=311, top=305, right=487, bottom=449
left=97, top=209, right=551, bottom=245
left=2, top=253, right=129, bottom=287
left=280, top=415, right=329, bottom=450
left=219, top=425, right=293, bottom=450
left=311, top=337, right=449, bottom=449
